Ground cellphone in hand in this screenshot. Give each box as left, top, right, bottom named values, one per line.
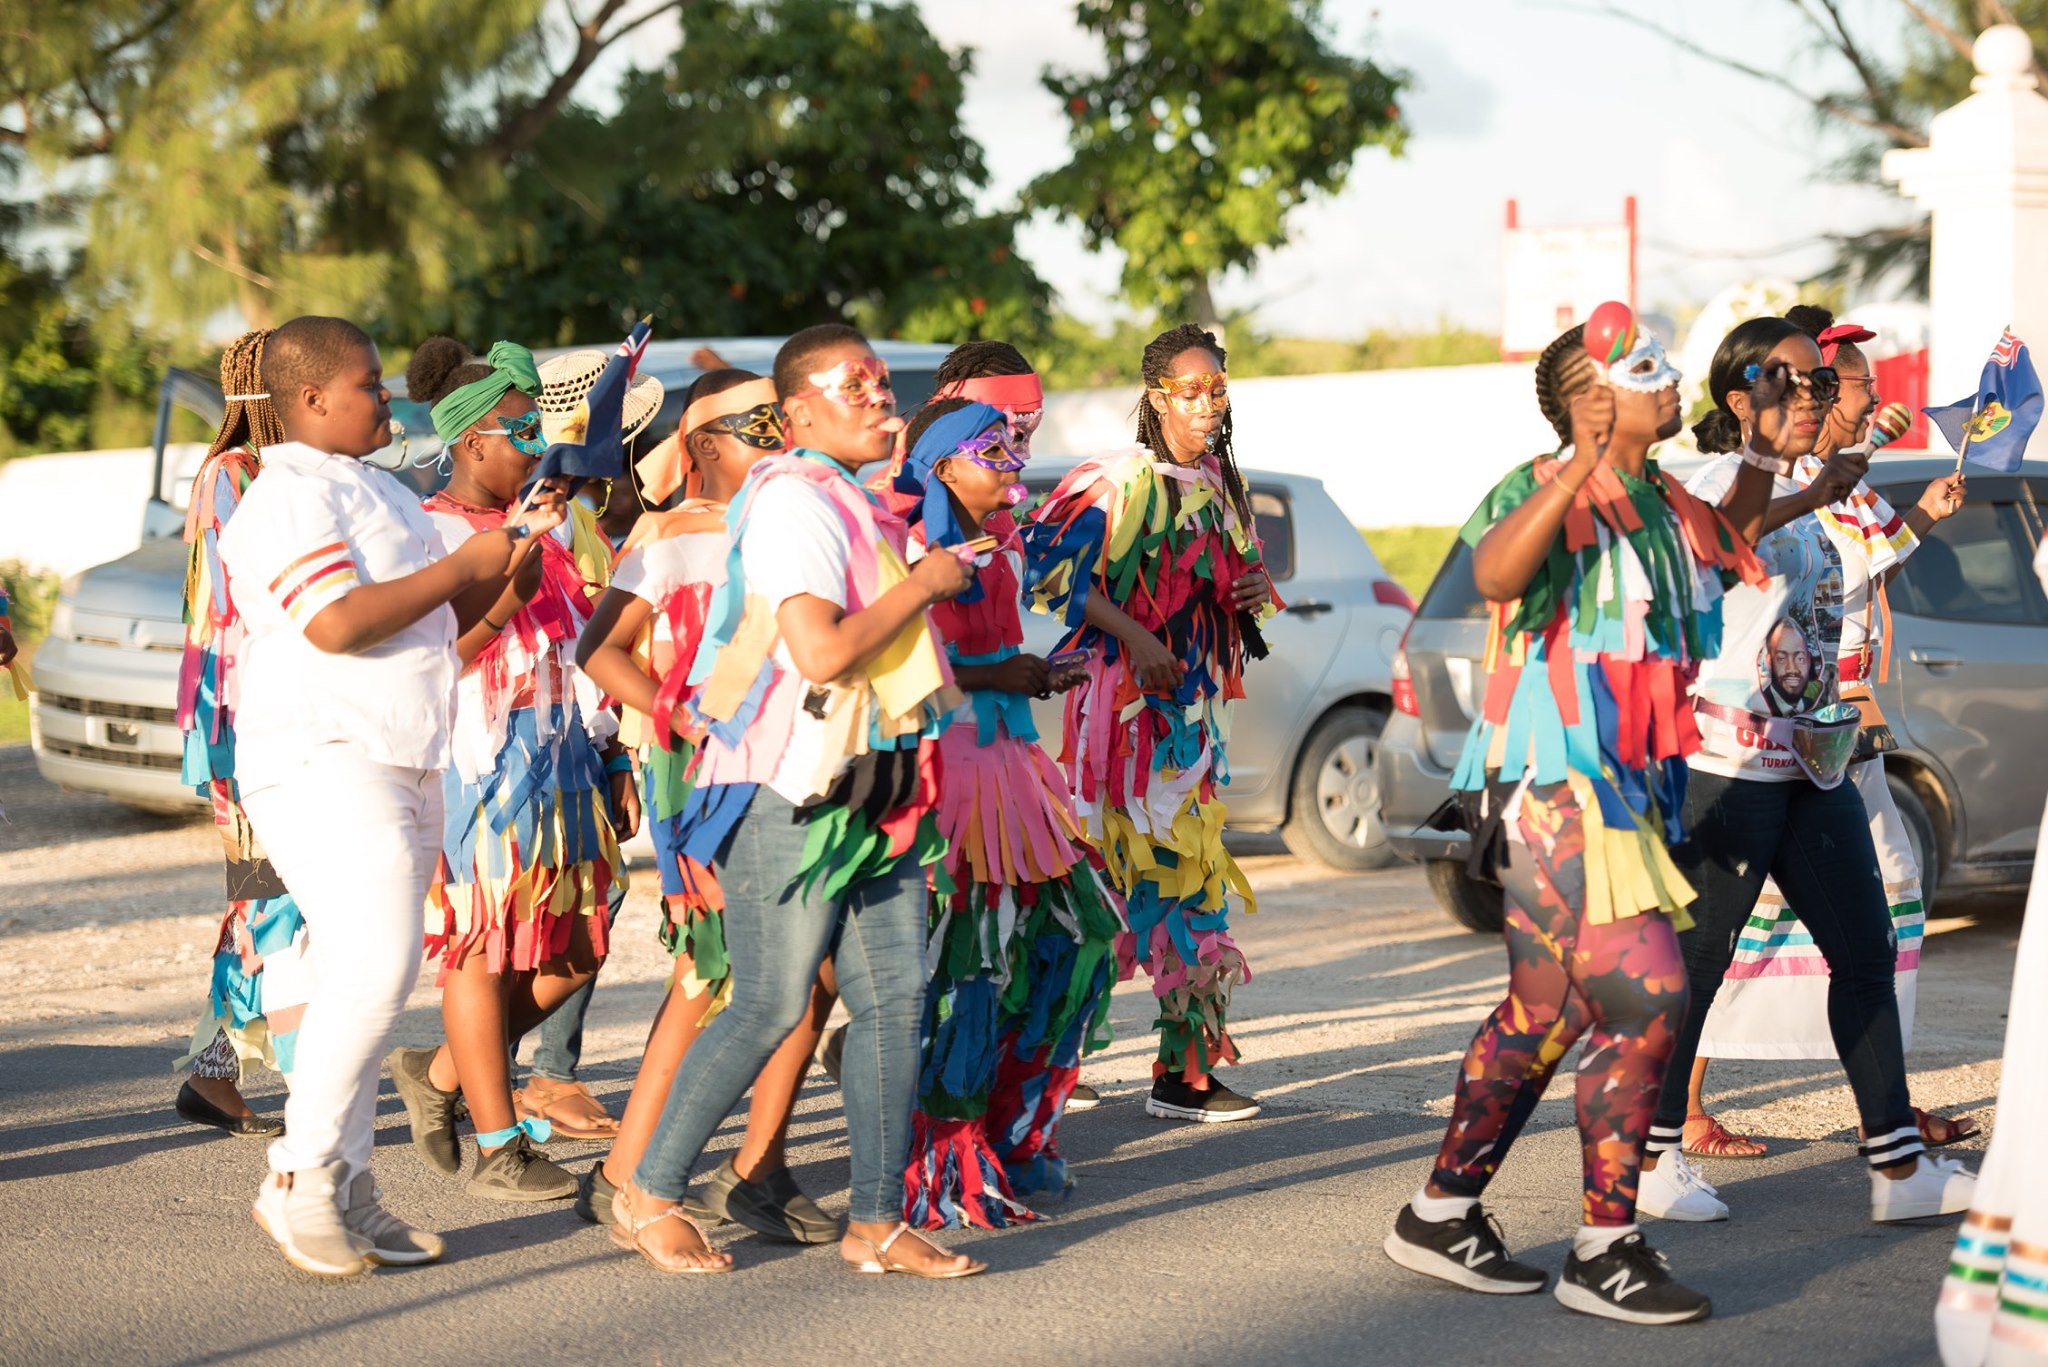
left=1047, top=648, right=1090, bottom=671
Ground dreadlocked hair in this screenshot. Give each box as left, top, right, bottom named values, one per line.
left=207, top=328, right=286, bottom=463
left=1135, top=322, right=1252, bottom=529
left=1534, top=324, right=1597, bottom=446
left=933, top=340, right=1034, bottom=387
left=903, top=396, right=976, bottom=453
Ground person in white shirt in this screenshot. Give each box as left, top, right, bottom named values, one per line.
left=217, top=315, right=564, bottom=1278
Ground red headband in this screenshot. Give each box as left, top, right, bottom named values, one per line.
left=937, top=372, right=1043, bottom=411
left=1817, top=323, right=1876, bottom=367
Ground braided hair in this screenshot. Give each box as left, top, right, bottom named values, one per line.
left=1135, top=322, right=1252, bottom=529
left=1533, top=324, right=1597, bottom=447
left=933, top=340, right=1033, bottom=388
left=206, top=329, right=286, bottom=463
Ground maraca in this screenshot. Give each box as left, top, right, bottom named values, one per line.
left=1869, top=401, right=1913, bottom=450
left=1583, top=300, right=1638, bottom=368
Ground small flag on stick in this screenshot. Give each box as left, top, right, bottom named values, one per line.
left=1922, top=328, right=2043, bottom=474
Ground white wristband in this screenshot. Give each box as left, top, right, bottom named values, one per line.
left=1739, top=443, right=1792, bottom=476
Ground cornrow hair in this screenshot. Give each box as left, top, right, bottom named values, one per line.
left=206, top=328, right=286, bottom=463
left=773, top=322, right=868, bottom=401
left=933, top=340, right=1034, bottom=388
left=1534, top=324, right=1596, bottom=446
left=1134, top=321, right=1253, bottom=529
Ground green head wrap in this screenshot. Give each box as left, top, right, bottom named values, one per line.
left=429, top=340, right=541, bottom=444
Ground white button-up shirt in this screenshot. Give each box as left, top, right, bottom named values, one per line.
left=218, top=442, right=458, bottom=791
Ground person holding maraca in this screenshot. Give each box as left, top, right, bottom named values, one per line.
left=1383, top=304, right=1774, bottom=1325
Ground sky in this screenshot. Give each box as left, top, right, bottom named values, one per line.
left=905, top=0, right=1922, bottom=336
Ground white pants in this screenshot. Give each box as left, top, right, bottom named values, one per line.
left=239, top=745, right=441, bottom=1178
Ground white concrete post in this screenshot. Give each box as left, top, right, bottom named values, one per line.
left=1883, top=24, right=2048, bottom=435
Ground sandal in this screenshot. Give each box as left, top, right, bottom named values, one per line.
left=1916, top=1106, right=1980, bottom=1148
left=1682, top=1112, right=1767, bottom=1159
left=841, top=1222, right=986, bottom=1279
left=515, top=1077, right=619, bottom=1141
left=610, top=1182, right=732, bottom=1275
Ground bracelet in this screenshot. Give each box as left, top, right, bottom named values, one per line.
left=604, top=753, right=634, bottom=776
left=1738, top=444, right=1793, bottom=476
left=482, top=615, right=507, bottom=632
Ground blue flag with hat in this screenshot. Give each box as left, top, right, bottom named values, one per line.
left=1921, top=329, right=2042, bottom=473
left=525, top=318, right=653, bottom=488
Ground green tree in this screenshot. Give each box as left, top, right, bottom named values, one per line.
left=1029, top=0, right=1407, bottom=325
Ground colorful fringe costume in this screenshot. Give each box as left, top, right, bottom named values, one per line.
left=1431, top=453, right=1767, bottom=1221
left=0, top=581, right=25, bottom=701
left=611, top=502, right=735, bottom=1016
left=892, top=412, right=1124, bottom=1229
left=173, top=445, right=312, bottom=1077
left=421, top=496, right=623, bottom=978
left=1022, top=446, right=1271, bottom=1079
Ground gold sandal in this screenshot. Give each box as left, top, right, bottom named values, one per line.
left=611, top=1182, right=732, bottom=1275
left=841, top=1222, right=986, bottom=1279
left=515, top=1078, right=619, bottom=1140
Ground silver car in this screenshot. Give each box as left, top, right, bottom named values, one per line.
left=1381, top=452, right=2048, bottom=931
left=1015, top=458, right=1414, bottom=870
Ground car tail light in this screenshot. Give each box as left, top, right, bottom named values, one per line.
left=1392, top=627, right=1419, bottom=717
left=1372, top=579, right=1417, bottom=613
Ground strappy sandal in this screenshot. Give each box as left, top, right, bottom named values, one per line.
left=1916, top=1106, right=1980, bottom=1148
left=610, top=1182, right=732, bottom=1275
left=1682, top=1112, right=1767, bottom=1159
left=515, top=1078, right=619, bottom=1141
left=841, top=1222, right=986, bottom=1279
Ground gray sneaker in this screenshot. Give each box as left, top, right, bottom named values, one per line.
left=387, top=1047, right=462, bottom=1176
left=251, top=1161, right=369, bottom=1277
left=726, top=1163, right=837, bottom=1245
left=679, top=1154, right=746, bottom=1223
left=575, top=1160, right=617, bottom=1226
left=467, top=1132, right=578, bottom=1202
left=343, top=1171, right=445, bottom=1266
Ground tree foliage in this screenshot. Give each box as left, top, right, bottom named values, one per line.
left=1029, top=0, right=1407, bottom=322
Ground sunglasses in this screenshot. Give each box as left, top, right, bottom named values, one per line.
left=703, top=403, right=788, bottom=451
left=1153, top=371, right=1229, bottom=413
left=1745, top=361, right=1840, bottom=408
left=807, top=357, right=895, bottom=409
left=477, top=409, right=548, bottom=457
left=953, top=424, right=1029, bottom=474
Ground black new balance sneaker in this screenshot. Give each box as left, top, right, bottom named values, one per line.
left=1382, top=1203, right=1548, bottom=1294
left=1144, top=1076, right=1261, bottom=1123
left=1553, top=1231, right=1711, bottom=1325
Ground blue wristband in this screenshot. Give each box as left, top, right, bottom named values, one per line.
left=605, top=754, right=633, bottom=775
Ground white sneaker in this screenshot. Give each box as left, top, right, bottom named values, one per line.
left=1872, top=1154, right=1976, bottom=1223
left=1637, top=1152, right=1728, bottom=1222
left=252, top=1160, right=371, bottom=1277
left=342, top=1170, right=445, bottom=1266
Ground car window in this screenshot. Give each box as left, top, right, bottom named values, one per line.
left=1417, top=539, right=1487, bottom=620
left=1249, top=488, right=1294, bottom=581
left=1886, top=498, right=2048, bottom=625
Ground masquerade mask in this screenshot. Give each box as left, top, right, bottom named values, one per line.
left=1154, top=371, right=1229, bottom=414
left=476, top=408, right=549, bottom=457
left=954, top=423, right=1028, bottom=475
left=808, top=356, right=894, bottom=409
left=1605, top=332, right=1682, bottom=394
left=704, top=403, right=788, bottom=451
left=1743, top=360, right=1841, bottom=409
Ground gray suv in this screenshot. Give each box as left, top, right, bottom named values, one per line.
left=1382, top=453, right=2048, bottom=932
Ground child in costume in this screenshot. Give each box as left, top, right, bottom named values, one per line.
left=1384, top=315, right=1773, bottom=1325
left=220, top=315, right=566, bottom=1277
left=609, top=324, right=982, bottom=1280
left=170, top=328, right=306, bottom=1138
left=1022, top=322, right=1273, bottom=1123
left=894, top=399, right=1121, bottom=1229
left=575, top=369, right=838, bottom=1245
left=383, top=337, right=629, bottom=1204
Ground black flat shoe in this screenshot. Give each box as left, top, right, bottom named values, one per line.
left=176, top=1080, right=284, bottom=1138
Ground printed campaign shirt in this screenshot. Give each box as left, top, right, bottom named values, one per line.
left=1685, top=456, right=1846, bottom=782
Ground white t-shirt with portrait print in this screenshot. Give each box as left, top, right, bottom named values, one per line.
left=1684, top=455, right=1846, bottom=783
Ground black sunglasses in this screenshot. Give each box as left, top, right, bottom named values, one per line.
left=1748, top=360, right=1841, bottom=408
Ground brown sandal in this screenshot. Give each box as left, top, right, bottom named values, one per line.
left=841, top=1223, right=986, bottom=1279
left=610, top=1182, right=732, bottom=1275
left=1916, top=1106, right=1980, bottom=1148
left=514, top=1077, right=619, bottom=1141
left=1682, top=1112, right=1767, bottom=1159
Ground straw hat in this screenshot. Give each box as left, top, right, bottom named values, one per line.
left=537, top=349, right=665, bottom=445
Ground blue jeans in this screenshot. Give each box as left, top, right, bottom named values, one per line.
left=631, top=789, right=928, bottom=1222
left=1655, top=770, right=1918, bottom=1157
left=527, top=876, right=627, bottom=1082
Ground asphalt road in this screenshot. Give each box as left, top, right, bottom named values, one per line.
left=0, top=744, right=2020, bottom=1366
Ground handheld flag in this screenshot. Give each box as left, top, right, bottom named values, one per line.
left=525, top=318, right=654, bottom=489
left=1922, top=329, right=2042, bottom=473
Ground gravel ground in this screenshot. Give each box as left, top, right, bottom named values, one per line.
left=0, top=742, right=2022, bottom=1366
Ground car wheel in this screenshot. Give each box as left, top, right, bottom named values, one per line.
left=1281, top=705, right=1397, bottom=872
left=1886, top=771, right=1942, bottom=906
left=1426, top=858, right=1504, bottom=935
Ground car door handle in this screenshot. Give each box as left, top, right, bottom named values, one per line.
left=1908, top=648, right=1964, bottom=669
left=1285, top=599, right=1334, bottom=617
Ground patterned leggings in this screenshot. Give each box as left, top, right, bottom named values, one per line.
left=1431, top=782, right=1688, bottom=1225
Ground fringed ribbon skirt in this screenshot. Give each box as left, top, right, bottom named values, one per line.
left=643, top=739, right=732, bottom=1021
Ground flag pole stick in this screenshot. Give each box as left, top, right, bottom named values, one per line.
left=1955, top=394, right=1982, bottom=477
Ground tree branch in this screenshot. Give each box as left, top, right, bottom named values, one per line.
left=187, top=238, right=276, bottom=292
left=484, top=0, right=691, bottom=163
